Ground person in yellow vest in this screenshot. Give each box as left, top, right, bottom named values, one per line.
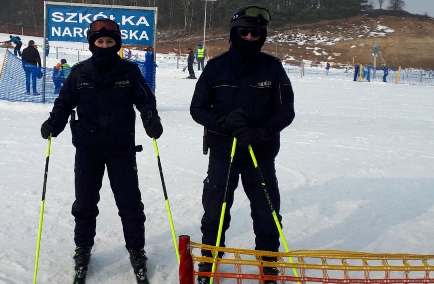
left=195, top=43, right=206, bottom=71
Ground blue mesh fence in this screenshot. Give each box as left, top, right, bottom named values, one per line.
left=0, top=49, right=156, bottom=103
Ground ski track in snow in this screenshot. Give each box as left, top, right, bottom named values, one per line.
left=1, top=44, right=434, bottom=282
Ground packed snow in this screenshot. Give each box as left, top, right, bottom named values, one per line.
left=1, top=34, right=434, bottom=283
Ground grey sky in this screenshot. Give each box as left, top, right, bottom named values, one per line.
left=372, top=0, right=434, bottom=17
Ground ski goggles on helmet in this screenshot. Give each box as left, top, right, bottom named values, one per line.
left=88, top=19, right=120, bottom=34
left=237, top=27, right=263, bottom=38
left=232, top=6, right=271, bottom=23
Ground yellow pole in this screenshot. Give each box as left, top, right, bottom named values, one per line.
left=209, top=138, right=237, bottom=284
left=152, top=138, right=180, bottom=263
left=33, top=135, right=52, bottom=284
left=248, top=145, right=300, bottom=282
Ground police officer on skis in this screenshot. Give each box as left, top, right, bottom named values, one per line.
left=40, top=18, right=162, bottom=284
left=190, top=6, right=295, bottom=284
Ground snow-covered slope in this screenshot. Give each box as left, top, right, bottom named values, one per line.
left=1, top=52, right=434, bottom=283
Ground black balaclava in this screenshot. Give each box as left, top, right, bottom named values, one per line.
left=87, top=19, right=122, bottom=69
left=229, top=6, right=270, bottom=57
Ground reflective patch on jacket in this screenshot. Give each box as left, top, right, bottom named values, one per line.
left=77, top=81, right=95, bottom=89
left=249, top=80, right=272, bottom=89
left=114, top=80, right=131, bottom=88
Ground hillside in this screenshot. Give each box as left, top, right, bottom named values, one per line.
left=158, top=11, right=434, bottom=69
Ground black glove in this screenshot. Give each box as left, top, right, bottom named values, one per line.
left=217, top=108, right=249, bottom=133
left=141, top=110, right=163, bottom=139
left=40, top=119, right=55, bottom=139
left=233, top=127, right=272, bottom=146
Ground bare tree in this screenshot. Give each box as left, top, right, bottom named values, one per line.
left=378, top=0, right=384, bottom=9
left=388, top=0, right=405, bottom=11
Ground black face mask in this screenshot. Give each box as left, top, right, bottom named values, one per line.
left=91, top=46, right=119, bottom=69
left=230, top=27, right=266, bottom=57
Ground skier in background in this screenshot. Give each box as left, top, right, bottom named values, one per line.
left=187, top=48, right=196, bottom=79
left=39, top=18, right=163, bottom=284
left=190, top=5, right=295, bottom=284
left=7, top=35, right=22, bottom=56
left=21, top=40, right=41, bottom=95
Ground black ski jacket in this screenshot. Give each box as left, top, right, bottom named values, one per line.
left=22, top=46, right=41, bottom=66
left=47, top=57, right=157, bottom=150
left=190, top=48, right=295, bottom=155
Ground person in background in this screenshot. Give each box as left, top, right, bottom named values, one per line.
left=190, top=5, right=295, bottom=284
left=325, top=62, right=330, bottom=75
left=7, top=35, right=22, bottom=57
left=383, top=64, right=389, bottom=82
left=353, top=64, right=360, bottom=81
left=366, top=64, right=371, bottom=82
left=144, top=47, right=155, bottom=90
left=195, top=42, right=206, bottom=71
left=60, top=58, right=71, bottom=80
left=21, top=40, right=41, bottom=95
left=52, top=63, right=62, bottom=94
left=39, top=18, right=163, bottom=284
left=187, top=48, right=196, bottom=79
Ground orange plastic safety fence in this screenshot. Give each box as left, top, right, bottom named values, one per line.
left=190, top=241, right=434, bottom=283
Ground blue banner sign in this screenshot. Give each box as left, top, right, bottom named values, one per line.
left=45, top=2, right=155, bottom=46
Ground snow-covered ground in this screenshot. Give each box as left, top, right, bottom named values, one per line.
left=1, top=44, right=434, bottom=283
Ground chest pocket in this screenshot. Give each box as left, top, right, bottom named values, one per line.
left=248, top=80, right=274, bottom=121
left=211, top=82, right=239, bottom=111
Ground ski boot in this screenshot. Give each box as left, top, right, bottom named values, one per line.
left=262, top=256, right=279, bottom=284
left=128, top=248, right=149, bottom=284
left=263, top=266, right=279, bottom=284
left=197, top=262, right=212, bottom=284
left=73, top=246, right=92, bottom=284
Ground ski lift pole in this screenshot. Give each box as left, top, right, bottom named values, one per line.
left=33, top=135, right=52, bottom=284
left=210, top=137, right=237, bottom=284
left=151, top=138, right=180, bottom=263
left=247, top=145, right=300, bottom=282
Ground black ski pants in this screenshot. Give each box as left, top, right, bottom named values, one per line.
left=72, top=148, right=145, bottom=249
left=201, top=144, right=281, bottom=256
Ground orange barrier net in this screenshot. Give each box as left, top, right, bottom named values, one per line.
left=178, top=235, right=434, bottom=283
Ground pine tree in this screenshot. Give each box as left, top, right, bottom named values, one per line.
left=388, top=0, right=405, bottom=11
left=360, top=0, right=373, bottom=11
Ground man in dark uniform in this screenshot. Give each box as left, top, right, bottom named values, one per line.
left=190, top=6, right=295, bottom=284
left=40, top=19, right=162, bottom=284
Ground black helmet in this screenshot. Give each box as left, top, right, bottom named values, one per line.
left=230, top=6, right=271, bottom=28
left=87, top=18, right=122, bottom=52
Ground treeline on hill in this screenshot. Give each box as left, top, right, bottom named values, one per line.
left=0, top=0, right=405, bottom=36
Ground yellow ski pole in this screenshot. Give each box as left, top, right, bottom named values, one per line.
left=33, top=135, right=52, bottom=284
left=151, top=138, right=180, bottom=263
left=248, top=145, right=300, bottom=282
left=210, top=138, right=237, bottom=284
